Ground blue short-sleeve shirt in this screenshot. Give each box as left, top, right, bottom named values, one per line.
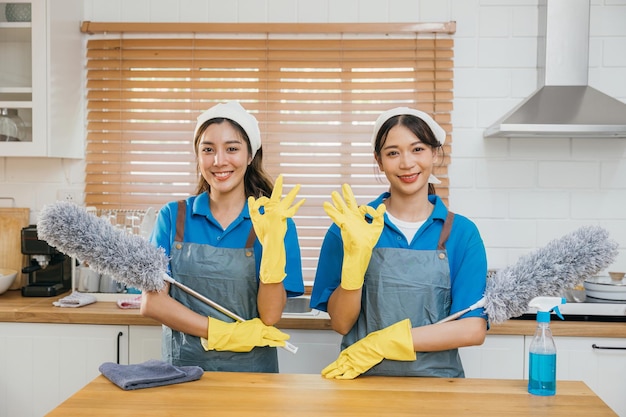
left=310, top=193, right=487, bottom=320
left=151, top=192, right=304, bottom=297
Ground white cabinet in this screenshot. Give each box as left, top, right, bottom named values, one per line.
left=0, top=0, right=83, bottom=157
left=128, top=324, right=163, bottom=364
left=128, top=325, right=342, bottom=374
left=459, top=335, right=525, bottom=379
left=278, top=329, right=342, bottom=374
left=524, top=336, right=626, bottom=417
left=277, top=332, right=525, bottom=378
left=0, top=322, right=128, bottom=417
left=461, top=334, right=626, bottom=416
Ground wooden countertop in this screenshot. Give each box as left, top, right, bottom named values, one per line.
left=1, top=290, right=625, bottom=336
left=46, top=372, right=616, bottom=417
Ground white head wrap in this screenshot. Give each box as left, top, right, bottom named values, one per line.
left=371, top=107, right=446, bottom=184
left=194, top=101, right=262, bottom=158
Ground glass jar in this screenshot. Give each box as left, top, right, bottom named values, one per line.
left=0, top=108, right=26, bottom=141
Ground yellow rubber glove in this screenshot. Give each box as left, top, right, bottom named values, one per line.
left=323, top=183, right=386, bottom=290
left=321, top=319, right=416, bottom=380
left=201, top=317, right=290, bottom=352
left=248, top=175, right=305, bottom=284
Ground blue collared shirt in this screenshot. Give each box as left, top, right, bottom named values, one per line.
left=151, top=192, right=304, bottom=297
left=311, top=193, right=487, bottom=319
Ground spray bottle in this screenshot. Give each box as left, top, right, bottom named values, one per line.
left=527, top=296, right=566, bottom=396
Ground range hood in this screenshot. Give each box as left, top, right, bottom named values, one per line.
left=484, top=0, right=626, bottom=138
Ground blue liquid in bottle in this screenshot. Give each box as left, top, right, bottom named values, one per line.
left=528, top=352, right=556, bottom=396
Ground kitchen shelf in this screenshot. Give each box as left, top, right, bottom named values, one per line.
left=0, top=0, right=84, bottom=158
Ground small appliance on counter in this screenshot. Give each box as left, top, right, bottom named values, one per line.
left=20, top=225, right=72, bottom=297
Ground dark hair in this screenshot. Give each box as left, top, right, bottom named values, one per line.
left=373, top=114, right=444, bottom=195
left=193, top=118, right=274, bottom=198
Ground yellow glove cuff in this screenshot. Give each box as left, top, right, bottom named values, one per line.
left=202, top=317, right=290, bottom=353
left=383, top=318, right=417, bottom=361
left=340, top=247, right=373, bottom=290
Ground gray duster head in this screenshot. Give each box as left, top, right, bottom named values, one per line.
left=37, top=201, right=168, bottom=292
left=484, top=225, right=618, bottom=324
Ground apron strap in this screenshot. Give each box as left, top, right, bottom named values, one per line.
left=175, top=200, right=186, bottom=242
left=437, top=211, right=455, bottom=250
left=174, top=199, right=257, bottom=250
left=245, top=226, right=257, bottom=249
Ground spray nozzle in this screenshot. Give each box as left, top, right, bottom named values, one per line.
left=529, top=296, right=566, bottom=322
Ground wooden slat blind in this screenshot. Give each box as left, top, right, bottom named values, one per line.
left=85, top=27, right=454, bottom=282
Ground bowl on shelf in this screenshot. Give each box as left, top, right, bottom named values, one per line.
left=4, top=3, right=31, bottom=22
left=0, top=268, right=18, bottom=295
left=608, top=271, right=625, bottom=282
left=584, top=275, right=626, bottom=302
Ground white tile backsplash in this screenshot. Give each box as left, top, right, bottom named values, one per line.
left=448, top=189, right=508, bottom=218
left=180, top=0, right=210, bottom=22
left=453, top=129, right=508, bottom=158
left=509, top=138, right=570, bottom=159
left=509, top=192, right=570, bottom=219
left=538, top=162, right=600, bottom=189
left=208, top=0, right=238, bottom=22
left=476, top=219, right=537, bottom=248
left=356, top=0, right=387, bottom=22
left=328, top=0, right=359, bottom=22
left=478, top=7, right=510, bottom=37
left=416, top=0, right=449, bottom=22
left=388, top=0, right=419, bottom=22
left=268, top=0, right=298, bottom=22
left=2, top=0, right=625, bottom=270
left=123, top=0, right=151, bottom=22
left=601, top=161, right=626, bottom=188
left=475, top=160, right=536, bottom=188
left=240, top=0, right=268, bottom=22
left=297, top=0, right=329, bottom=22
left=572, top=192, right=626, bottom=219
left=511, top=6, right=537, bottom=36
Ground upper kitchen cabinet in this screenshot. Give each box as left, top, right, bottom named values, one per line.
left=0, top=0, right=83, bottom=158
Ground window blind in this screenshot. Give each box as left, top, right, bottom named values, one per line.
left=85, top=25, right=454, bottom=282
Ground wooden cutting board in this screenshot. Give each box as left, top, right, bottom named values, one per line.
left=0, top=207, right=30, bottom=290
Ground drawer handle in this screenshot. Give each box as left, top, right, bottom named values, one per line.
left=592, top=343, right=626, bottom=350
left=117, top=331, right=124, bottom=363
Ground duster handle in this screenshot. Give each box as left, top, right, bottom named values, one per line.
left=436, top=297, right=486, bottom=324
left=162, top=274, right=298, bottom=354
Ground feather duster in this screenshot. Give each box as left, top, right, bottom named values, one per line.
left=37, top=201, right=299, bottom=353
left=440, top=225, right=618, bottom=324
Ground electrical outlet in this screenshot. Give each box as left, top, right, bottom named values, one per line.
left=56, top=189, right=83, bottom=203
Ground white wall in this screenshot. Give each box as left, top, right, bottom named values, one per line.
left=1, top=0, right=625, bottom=272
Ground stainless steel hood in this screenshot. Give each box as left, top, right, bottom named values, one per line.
left=484, top=0, right=626, bottom=138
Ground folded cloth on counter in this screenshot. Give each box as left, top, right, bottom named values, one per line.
left=99, top=360, right=203, bottom=391
left=117, top=294, right=142, bottom=309
left=52, top=292, right=97, bottom=308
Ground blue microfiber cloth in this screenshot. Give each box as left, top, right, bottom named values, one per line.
left=99, top=359, right=203, bottom=390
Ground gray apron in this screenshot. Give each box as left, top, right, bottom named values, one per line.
left=343, top=211, right=464, bottom=377
left=162, top=200, right=279, bottom=373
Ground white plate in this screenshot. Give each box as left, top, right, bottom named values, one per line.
left=585, top=291, right=626, bottom=302
left=585, top=295, right=626, bottom=304
left=584, top=276, right=626, bottom=293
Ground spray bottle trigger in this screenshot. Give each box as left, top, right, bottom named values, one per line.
left=552, top=306, right=564, bottom=321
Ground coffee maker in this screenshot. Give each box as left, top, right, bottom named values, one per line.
left=21, top=225, right=72, bottom=297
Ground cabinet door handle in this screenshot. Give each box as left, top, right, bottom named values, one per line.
left=117, top=331, right=124, bottom=363
left=592, top=343, right=626, bottom=350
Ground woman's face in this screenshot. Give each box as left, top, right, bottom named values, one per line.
left=197, top=121, right=252, bottom=197
left=376, top=124, right=437, bottom=197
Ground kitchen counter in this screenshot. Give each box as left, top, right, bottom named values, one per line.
left=46, top=372, right=616, bottom=416
left=0, top=290, right=624, bottom=336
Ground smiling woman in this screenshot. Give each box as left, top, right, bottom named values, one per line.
left=83, top=22, right=456, bottom=283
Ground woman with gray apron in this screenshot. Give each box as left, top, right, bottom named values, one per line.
left=311, top=107, right=488, bottom=379
left=141, top=102, right=305, bottom=373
